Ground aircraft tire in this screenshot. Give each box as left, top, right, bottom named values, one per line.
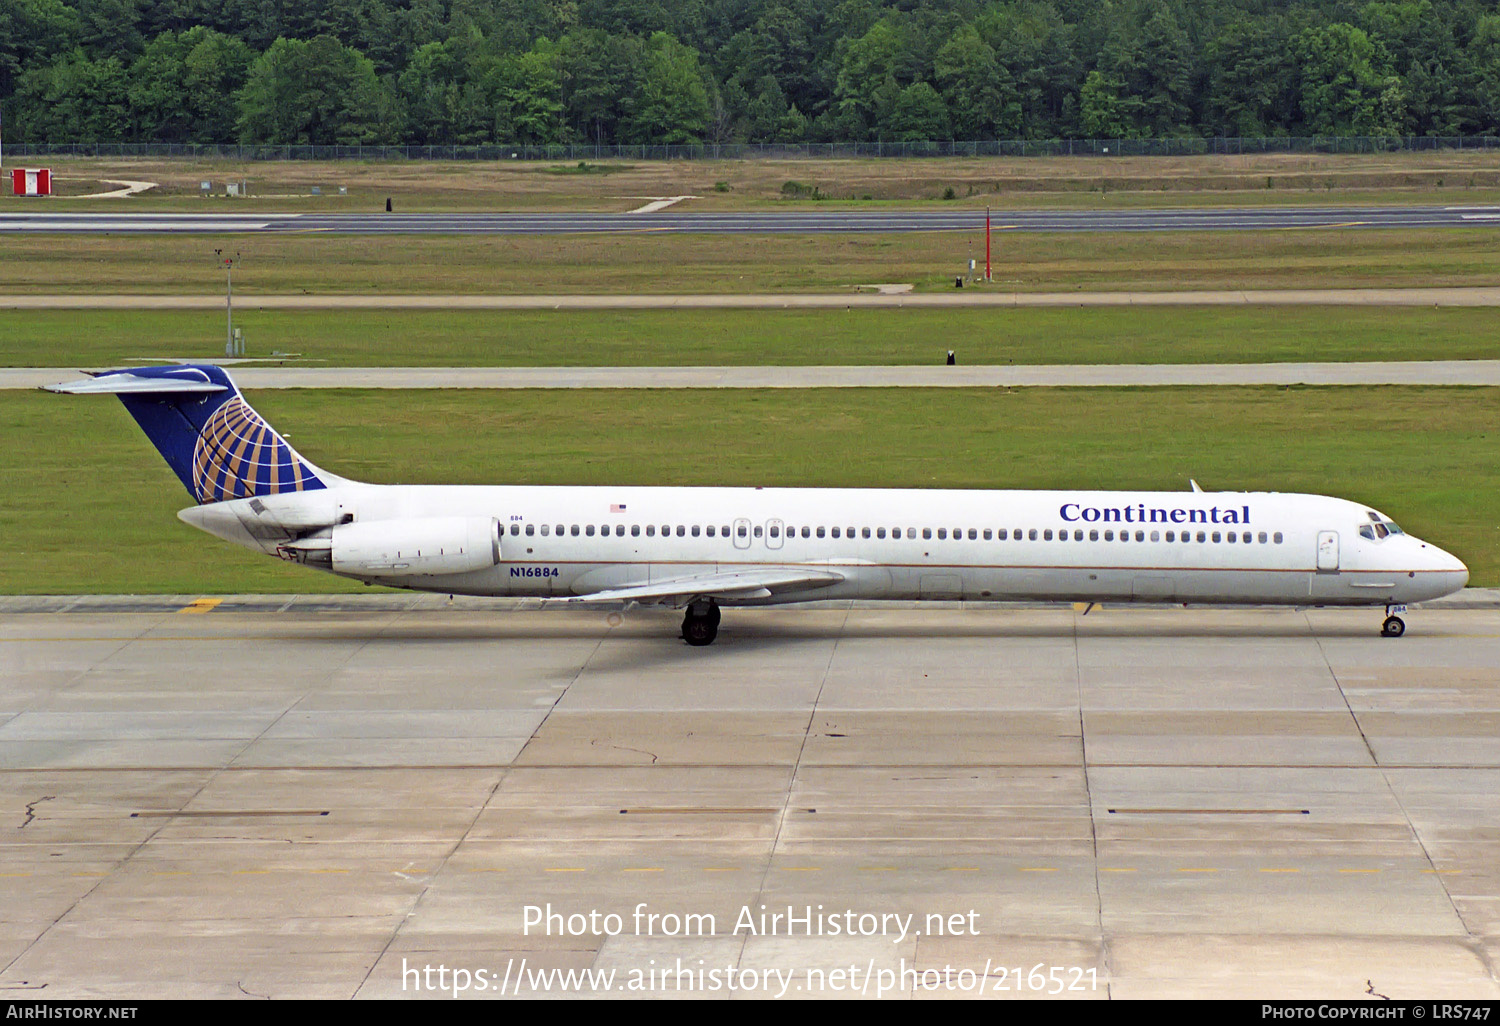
left=1381, top=615, right=1406, bottom=638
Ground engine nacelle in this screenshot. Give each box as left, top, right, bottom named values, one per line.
left=329, top=517, right=500, bottom=577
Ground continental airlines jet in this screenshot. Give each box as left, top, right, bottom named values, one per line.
left=49, top=365, right=1468, bottom=645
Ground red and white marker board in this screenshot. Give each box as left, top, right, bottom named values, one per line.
left=11, top=168, right=52, bottom=196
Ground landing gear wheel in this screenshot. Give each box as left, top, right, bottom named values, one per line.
left=682, top=614, right=718, bottom=646
left=681, top=601, right=720, bottom=646
left=1381, top=615, right=1406, bottom=638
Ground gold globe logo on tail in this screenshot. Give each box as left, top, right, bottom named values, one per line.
left=190, top=397, right=314, bottom=503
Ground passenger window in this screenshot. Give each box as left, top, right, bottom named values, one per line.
left=538, top=524, right=548, bottom=536
left=705, top=525, right=715, bottom=537
left=1150, top=530, right=1159, bottom=541
left=831, top=527, right=840, bottom=539
left=907, top=527, right=916, bottom=539
left=1090, top=529, right=1099, bottom=541
left=876, top=527, right=886, bottom=539
left=1212, top=531, right=1220, bottom=543
left=802, top=527, right=811, bottom=538
left=1057, top=529, right=1067, bottom=542
left=1258, top=532, right=1267, bottom=543
left=1028, top=529, right=1037, bottom=541
left=1135, top=530, right=1144, bottom=541
left=631, top=525, right=640, bottom=537
left=1227, top=532, right=1236, bottom=543
left=923, top=528, right=932, bottom=540
left=752, top=526, right=761, bottom=538
left=613, top=525, right=622, bottom=537
left=983, top=529, right=992, bottom=540
left=1044, top=529, right=1053, bottom=541
left=509, top=524, right=519, bottom=536
left=736, top=525, right=747, bottom=537
left=692, top=525, right=701, bottom=537
left=965, top=528, right=975, bottom=540
left=1072, top=530, right=1081, bottom=541
left=646, top=525, right=655, bottom=537
left=1104, top=530, right=1113, bottom=541
left=585, top=525, right=595, bottom=536
left=1197, top=531, right=1207, bottom=542
left=1274, top=532, right=1283, bottom=543
left=861, top=528, right=871, bottom=539
left=678, top=526, right=687, bottom=537
left=937, top=528, right=947, bottom=540
left=769, top=525, right=779, bottom=538
left=996, top=529, right=1007, bottom=541
left=571, top=525, right=580, bottom=537
left=525, top=524, right=535, bottom=536
left=817, top=527, right=826, bottom=538
left=1164, top=531, right=1173, bottom=542
left=721, top=526, right=729, bottom=536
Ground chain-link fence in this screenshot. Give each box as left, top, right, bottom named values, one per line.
left=5, top=136, right=1500, bottom=162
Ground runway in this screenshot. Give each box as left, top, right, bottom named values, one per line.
left=3, top=597, right=1499, bottom=998
left=9, top=286, right=1500, bottom=309
left=8, top=360, right=1500, bottom=390
left=1, top=205, right=1498, bottom=234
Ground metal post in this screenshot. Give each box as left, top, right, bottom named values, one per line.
left=985, top=207, right=992, bottom=282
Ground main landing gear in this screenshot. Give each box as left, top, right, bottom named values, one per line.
left=1381, top=605, right=1406, bottom=638
left=681, top=600, right=721, bottom=647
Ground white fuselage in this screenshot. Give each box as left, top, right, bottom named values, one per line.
left=182, top=484, right=1469, bottom=609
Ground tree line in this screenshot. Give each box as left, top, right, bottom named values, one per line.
left=4, top=0, right=1500, bottom=146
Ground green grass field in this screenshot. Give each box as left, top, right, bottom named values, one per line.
left=2, top=227, right=1497, bottom=295
left=3, top=385, right=1493, bottom=593
left=4, top=306, right=1499, bottom=368
left=12, top=152, right=1500, bottom=213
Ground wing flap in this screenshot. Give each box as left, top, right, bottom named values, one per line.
left=561, top=567, right=844, bottom=605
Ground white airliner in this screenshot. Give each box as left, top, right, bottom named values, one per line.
left=49, top=365, right=1468, bottom=644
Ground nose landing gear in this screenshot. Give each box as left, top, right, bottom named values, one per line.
left=681, top=599, right=721, bottom=647
left=1381, top=605, right=1406, bottom=638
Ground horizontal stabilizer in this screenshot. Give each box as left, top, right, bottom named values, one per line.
left=44, top=369, right=227, bottom=395
left=560, top=567, right=845, bottom=605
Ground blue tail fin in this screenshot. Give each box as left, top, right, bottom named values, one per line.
left=47, top=364, right=333, bottom=504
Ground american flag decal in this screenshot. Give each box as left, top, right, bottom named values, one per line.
left=610, top=503, right=627, bottom=512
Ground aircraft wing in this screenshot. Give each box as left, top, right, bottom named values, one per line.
left=560, top=567, right=845, bottom=605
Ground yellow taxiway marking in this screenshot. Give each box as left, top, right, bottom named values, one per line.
left=233, top=869, right=271, bottom=875
left=780, top=867, right=821, bottom=872
left=1100, top=868, right=1138, bottom=873
left=1338, top=868, right=1380, bottom=874
left=1019, top=867, right=1058, bottom=873
left=1260, top=868, right=1301, bottom=873
left=177, top=598, right=222, bottom=614
left=701, top=868, right=741, bottom=873
left=0, top=872, right=34, bottom=878
left=544, top=868, right=586, bottom=873
left=469, top=867, right=507, bottom=873
left=945, top=867, right=981, bottom=872
left=1279, top=221, right=1370, bottom=230
left=622, top=867, right=664, bottom=873
left=1178, top=868, right=1219, bottom=873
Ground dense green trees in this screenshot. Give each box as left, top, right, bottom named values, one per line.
left=6, top=0, right=1500, bottom=145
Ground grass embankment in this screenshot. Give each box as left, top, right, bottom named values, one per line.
left=3, top=306, right=1499, bottom=368
left=2, top=386, right=1493, bottom=593
left=1, top=228, right=1497, bottom=294
left=9, top=152, right=1500, bottom=212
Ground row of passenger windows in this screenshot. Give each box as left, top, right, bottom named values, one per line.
left=508, top=522, right=1285, bottom=545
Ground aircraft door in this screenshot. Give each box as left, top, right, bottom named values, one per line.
left=732, top=518, right=751, bottom=550
left=766, top=518, right=785, bottom=550
left=1316, top=531, right=1340, bottom=572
